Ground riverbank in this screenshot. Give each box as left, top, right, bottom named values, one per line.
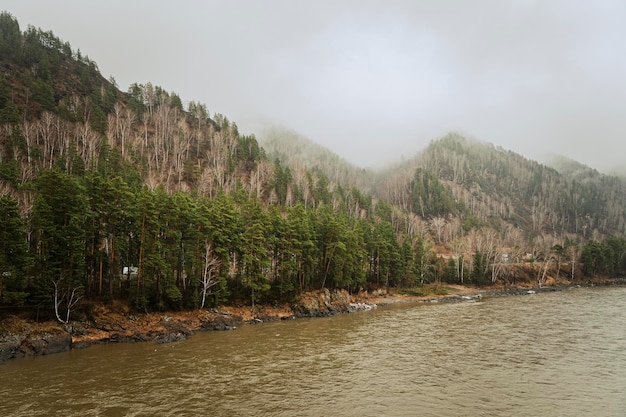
left=2, top=279, right=625, bottom=364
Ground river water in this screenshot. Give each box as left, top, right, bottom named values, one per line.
left=1, top=286, right=626, bottom=416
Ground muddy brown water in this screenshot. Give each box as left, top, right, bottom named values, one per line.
left=1, top=286, right=626, bottom=416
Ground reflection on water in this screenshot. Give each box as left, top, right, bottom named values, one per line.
left=2, top=286, right=626, bottom=416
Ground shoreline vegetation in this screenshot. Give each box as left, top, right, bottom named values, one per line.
left=2, top=278, right=625, bottom=364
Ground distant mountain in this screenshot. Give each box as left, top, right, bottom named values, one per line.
left=549, top=155, right=602, bottom=179
left=379, top=134, right=626, bottom=237
left=268, top=128, right=626, bottom=241
left=259, top=126, right=375, bottom=193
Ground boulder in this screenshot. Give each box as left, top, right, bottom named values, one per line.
left=42, top=332, right=72, bottom=355
left=19, top=337, right=46, bottom=355
left=200, top=314, right=241, bottom=331
left=292, top=289, right=355, bottom=317
left=14, top=331, right=71, bottom=358
left=0, top=335, right=22, bottom=364
left=155, top=332, right=187, bottom=344
left=163, top=320, right=194, bottom=337
left=347, top=302, right=377, bottom=312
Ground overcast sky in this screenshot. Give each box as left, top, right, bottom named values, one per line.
left=5, top=0, right=626, bottom=171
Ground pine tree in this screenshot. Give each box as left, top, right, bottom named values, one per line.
left=0, top=196, right=31, bottom=305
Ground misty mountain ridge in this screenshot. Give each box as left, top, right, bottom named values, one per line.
left=265, top=125, right=626, bottom=238
left=263, top=124, right=625, bottom=193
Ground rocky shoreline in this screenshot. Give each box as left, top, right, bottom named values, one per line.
left=2, top=280, right=625, bottom=364
left=0, top=328, right=72, bottom=364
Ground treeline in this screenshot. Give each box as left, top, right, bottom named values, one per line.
left=0, top=167, right=441, bottom=314
left=581, top=238, right=626, bottom=278
left=6, top=167, right=623, bottom=315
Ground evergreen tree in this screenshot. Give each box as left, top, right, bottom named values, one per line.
left=240, top=198, right=271, bottom=307
left=472, top=250, right=486, bottom=285
left=286, top=203, right=316, bottom=292
left=30, top=169, right=89, bottom=312
left=0, top=196, right=31, bottom=305
left=411, top=168, right=457, bottom=217
left=0, top=12, right=22, bottom=61
left=581, top=240, right=610, bottom=277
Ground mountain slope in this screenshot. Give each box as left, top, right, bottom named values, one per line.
left=377, top=133, right=626, bottom=238
left=259, top=126, right=375, bottom=193
left=0, top=13, right=121, bottom=124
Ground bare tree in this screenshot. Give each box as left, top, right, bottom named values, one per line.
left=537, top=257, right=552, bottom=288
left=22, top=120, right=36, bottom=164
left=442, top=216, right=462, bottom=243
left=201, top=242, right=221, bottom=309
left=567, top=239, right=579, bottom=281
left=430, top=216, right=447, bottom=244
left=449, top=237, right=467, bottom=283
left=406, top=212, right=429, bottom=238
left=52, top=279, right=82, bottom=325
left=173, top=121, right=191, bottom=188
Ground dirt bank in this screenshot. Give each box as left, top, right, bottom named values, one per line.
left=0, top=286, right=470, bottom=363
left=2, top=280, right=624, bottom=364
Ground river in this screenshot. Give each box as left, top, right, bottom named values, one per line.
left=1, top=286, right=625, bottom=416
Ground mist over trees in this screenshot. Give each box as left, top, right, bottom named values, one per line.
left=1, top=12, right=625, bottom=317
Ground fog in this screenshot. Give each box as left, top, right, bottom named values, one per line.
left=5, top=0, right=626, bottom=171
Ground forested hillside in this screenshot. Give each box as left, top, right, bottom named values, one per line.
left=379, top=134, right=626, bottom=237
left=1, top=12, right=625, bottom=321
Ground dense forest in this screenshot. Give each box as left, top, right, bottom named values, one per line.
left=1, top=12, right=626, bottom=322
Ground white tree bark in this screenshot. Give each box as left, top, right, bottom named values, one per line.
left=201, top=242, right=221, bottom=309
left=52, top=279, right=82, bottom=325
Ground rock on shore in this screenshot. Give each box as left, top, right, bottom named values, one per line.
left=0, top=329, right=71, bottom=363
left=291, top=288, right=353, bottom=317
left=0, top=307, right=247, bottom=364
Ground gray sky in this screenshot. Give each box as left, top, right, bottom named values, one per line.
left=5, top=0, right=626, bottom=171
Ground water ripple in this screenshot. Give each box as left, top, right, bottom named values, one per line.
left=2, top=287, right=626, bottom=416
